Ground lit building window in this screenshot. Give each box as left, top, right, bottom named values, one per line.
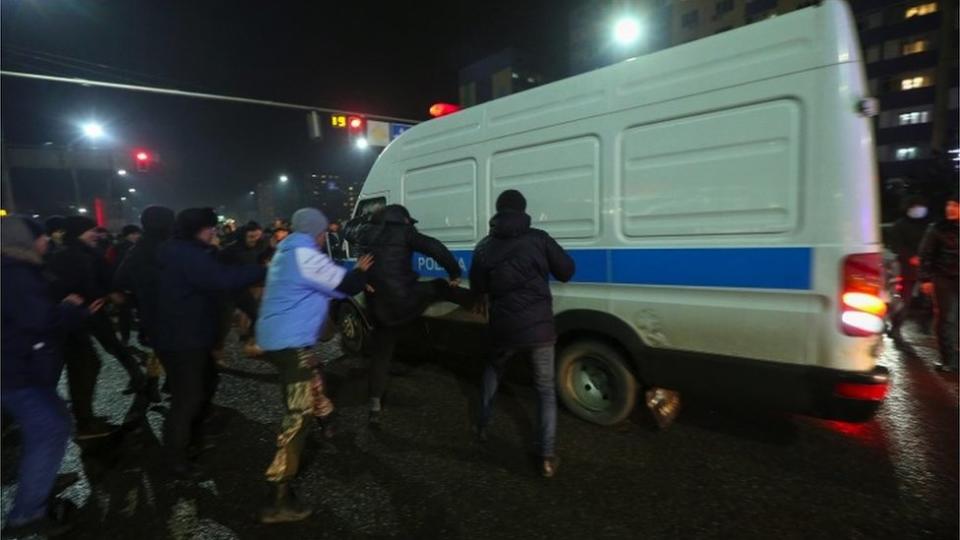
left=905, top=3, right=937, bottom=18
left=901, top=76, right=929, bottom=90
left=898, top=111, right=930, bottom=125
left=902, top=39, right=929, bottom=55
left=895, top=147, right=919, bottom=160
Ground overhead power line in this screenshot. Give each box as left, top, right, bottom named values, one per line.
left=0, top=70, right=422, bottom=125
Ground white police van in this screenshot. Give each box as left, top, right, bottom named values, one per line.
left=340, top=0, right=889, bottom=425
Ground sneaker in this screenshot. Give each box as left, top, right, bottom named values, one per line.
left=75, top=419, right=116, bottom=441
left=540, top=456, right=560, bottom=479
left=367, top=410, right=382, bottom=428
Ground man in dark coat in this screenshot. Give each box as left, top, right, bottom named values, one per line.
left=155, top=208, right=266, bottom=478
left=218, top=221, right=267, bottom=349
left=343, top=204, right=462, bottom=424
left=48, top=216, right=145, bottom=437
left=470, top=189, right=575, bottom=478
left=114, top=206, right=177, bottom=402
left=888, top=195, right=932, bottom=338
left=1, top=216, right=99, bottom=538
left=919, top=194, right=959, bottom=372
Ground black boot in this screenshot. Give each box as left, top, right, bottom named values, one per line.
left=260, top=483, right=312, bottom=524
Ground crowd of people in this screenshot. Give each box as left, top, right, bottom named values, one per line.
left=0, top=188, right=576, bottom=536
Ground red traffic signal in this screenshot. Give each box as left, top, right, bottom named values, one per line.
left=347, top=116, right=365, bottom=134
left=134, top=150, right=151, bottom=172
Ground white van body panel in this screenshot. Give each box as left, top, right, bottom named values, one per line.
left=353, top=1, right=881, bottom=389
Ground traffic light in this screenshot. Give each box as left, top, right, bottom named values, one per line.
left=135, top=150, right=151, bottom=172
left=347, top=116, right=365, bottom=135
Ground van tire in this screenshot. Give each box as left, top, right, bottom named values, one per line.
left=557, top=340, right=638, bottom=426
left=336, top=302, right=366, bottom=355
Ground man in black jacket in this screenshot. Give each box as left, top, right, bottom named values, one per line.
left=888, top=195, right=932, bottom=338
left=343, top=204, right=462, bottom=424
left=470, top=189, right=575, bottom=478
left=919, top=193, right=959, bottom=372
left=155, top=208, right=266, bottom=478
left=218, top=221, right=267, bottom=350
left=114, top=206, right=177, bottom=403
left=48, top=216, right=145, bottom=438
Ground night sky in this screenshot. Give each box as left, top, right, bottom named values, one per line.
left=1, top=0, right=571, bottom=218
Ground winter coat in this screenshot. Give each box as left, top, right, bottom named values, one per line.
left=919, top=220, right=959, bottom=281
left=890, top=216, right=930, bottom=279
left=154, top=238, right=266, bottom=352
left=1, top=254, right=87, bottom=390
left=47, top=239, right=111, bottom=303
left=469, top=211, right=575, bottom=348
left=113, top=233, right=166, bottom=347
left=256, top=232, right=366, bottom=350
left=220, top=238, right=268, bottom=267
left=343, top=215, right=461, bottom=327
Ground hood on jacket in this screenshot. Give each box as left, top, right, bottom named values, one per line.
left=490, top=211, right=532, bottom=239
left=175, top=208, right=218, bottom=239
left=1, top=216, right=45, bottom=265
left=63, top=216, right=97, bottom=242
left=141, top=205, right=176, bottom=240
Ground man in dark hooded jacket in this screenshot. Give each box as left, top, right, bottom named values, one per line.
left=155, top=208, right=266, bottom=478
left=343, top=204, right=462, bottom=424
left=889, top=195, right=932, bottom=338
left=470, top=189, right=575, bottom=478
left=919, top=193, right=959, bottom=372
left=114, top=206, right=177, bottom=402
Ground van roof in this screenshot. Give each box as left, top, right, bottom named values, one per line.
left=385, top=0, right=858, bottom=162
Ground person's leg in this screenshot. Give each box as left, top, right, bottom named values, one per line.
left=90, top=313, right=145, bottom=391
left=236, top=290, right=259, bottom=342
left=934, top=277, right=960, bottom=368
left=890, top=275, right=916, bottom=334
left=261, top=348, right=323, bottom=523
left=159, top=350, right=207, bottom=467
left=528, top=347, right=558, bottom=458
left=478, top=349, right=513, bottom=431
left=368, top=325, right=398, bottom=412
left=1, top=388, right=72, bottom=526
left=118, top=303, right=133, bottom=345
left=192, top=351, right=222, bottom=442
left=63, top=331, right=101, bottom=431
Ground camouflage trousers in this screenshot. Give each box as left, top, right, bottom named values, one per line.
left=264, top=347, right=334, bottom=483
left=146, top=351, right=164, bottom=378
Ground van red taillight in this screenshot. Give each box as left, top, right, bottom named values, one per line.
left=841, top=253, right=885, bottom=337
left=834, top=381, right=888, bottom=401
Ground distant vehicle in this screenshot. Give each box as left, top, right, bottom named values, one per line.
left=341, top=0, right=888, bottom=424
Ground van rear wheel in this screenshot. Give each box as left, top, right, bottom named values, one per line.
left=557, top=340, right=638, bottom=426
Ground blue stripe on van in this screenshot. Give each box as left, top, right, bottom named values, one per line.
left=401, top=246, right=812, bottom=291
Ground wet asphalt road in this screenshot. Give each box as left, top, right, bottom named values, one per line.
left=1, top=321, right=957, bottom=539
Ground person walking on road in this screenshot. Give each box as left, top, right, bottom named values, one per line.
left=108, top=224, right=143, bottom=346
left=114, top=206, right=177, bottom=403
left=1, top=216, right=103, bottom=538
left=255, top=208, right=373, bottom=523
left=470, top=189, right=575, bottom=478
left=343, top=204, right=464, bottom=425
left=919, top=193, right=959, bottom=372
left=155, top=208, right=266, bottom=479
left=889, top=195, right=932, bottom=339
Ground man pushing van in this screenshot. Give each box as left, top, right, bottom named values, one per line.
left=470, top=189, right=575, bottom=478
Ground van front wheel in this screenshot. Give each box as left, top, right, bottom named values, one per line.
left=557, top=340, right=638, bottom=426
left=337, top=303, right=366, bottom=355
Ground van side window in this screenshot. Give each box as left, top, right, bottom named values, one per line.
left=491, top=136, right=600, bottom=240
left=354, top=197, right=386, bottom=219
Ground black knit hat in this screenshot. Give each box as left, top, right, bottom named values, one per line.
left=63, top=216, right=97, bottom=241
left=44, top=215, right=66, bottom=235
left=382, top=204, right=418, bottom=225
left=140, top=205, right=176, bottom=236
left=496, top=189, right=527, bottom=212
left=175, top=208, right=218, bottom=238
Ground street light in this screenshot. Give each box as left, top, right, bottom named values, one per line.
left=279, top=175, right=289, bottom=183
left=81, top=122, right=105, bottom=140
left=249, top=190, right=255, bottom=195
left=355, top=137, right=369, bottom=150
left=613, top=16, right=642, bottom=46
left=120, top=196, right=127, bottom=201
left=117, top=169, right=128, bottom=176
left=128, top=188, right=136, bottom=193
left=78, top=207, right=88, bottom=214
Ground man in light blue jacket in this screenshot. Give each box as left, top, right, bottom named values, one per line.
left=255, top=207, right=372, bottom=524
